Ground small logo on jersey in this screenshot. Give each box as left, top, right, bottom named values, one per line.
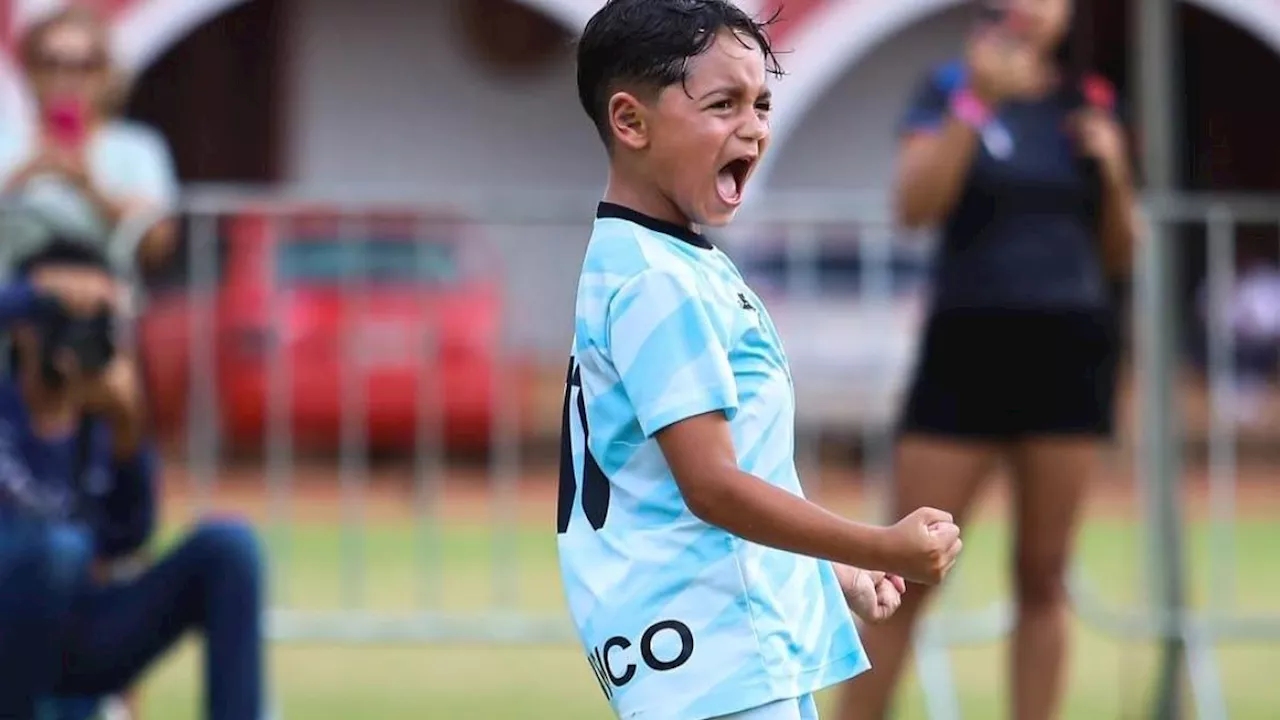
left=586, top=619, right=695, bottom=700
left=737, top=292, right=756, bottom=312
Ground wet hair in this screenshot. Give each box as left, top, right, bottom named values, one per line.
left=576, top=0, right=784, bottom=146
left=18, top=5, right=127, bottom=116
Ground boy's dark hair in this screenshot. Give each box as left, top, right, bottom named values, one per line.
left=576, top=0, right=784, bottom=145
left=15, top=239, right=113, bottom=278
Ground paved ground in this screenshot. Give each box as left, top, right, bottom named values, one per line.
left=157, top=455, right=1280, bottom=525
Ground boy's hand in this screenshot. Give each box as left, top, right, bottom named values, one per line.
left=881, top=507, right=963, bottom=585
left=837, top=566, right=907, bottom=624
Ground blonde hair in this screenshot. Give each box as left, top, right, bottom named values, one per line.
left=18, top=4, right=129, bottom=117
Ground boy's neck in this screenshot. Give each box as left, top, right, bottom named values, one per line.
left=603, top=167, right=696, bottom=231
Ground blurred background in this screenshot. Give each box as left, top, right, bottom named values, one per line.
left=2, top=0, right=1279, bottom=717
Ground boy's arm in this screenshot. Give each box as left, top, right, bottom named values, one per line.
left=656, top=413, right=896, bottom=569
left=607, top=269, right=960, bottom=583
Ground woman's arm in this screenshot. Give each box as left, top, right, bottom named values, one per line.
left=68, top=169, right=128, bottom=227
left=123, top=128, right=181, bottom=272
left=893, top=65, right=984, bottom=228
left=895, top=121, right=982, bottom=228
left=46, top=128, right=179, bottom=271
left=896, top=39, right=1041, bottom=228
left=1072, top=108, right=1139, bottom=275
left=1097, top=154, right=1139, bottom=276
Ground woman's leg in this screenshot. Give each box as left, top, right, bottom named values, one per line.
left=835, top=436, right=1002, bottom=720
left=55, top=519, right=265, bottom=720
left=1007, top=437, right=1097, bottom=720
left=0, top=522, right=94, bottom=720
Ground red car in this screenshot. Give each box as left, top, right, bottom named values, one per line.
left=140, top=208, right=528, bottom=454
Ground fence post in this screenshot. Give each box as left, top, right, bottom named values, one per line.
left=1135, top=0, right=1189, bottom=714
left=186, top=212, right=220, bottom=514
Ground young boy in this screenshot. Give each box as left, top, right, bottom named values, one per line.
left=557, top=2, right=965, bottom=719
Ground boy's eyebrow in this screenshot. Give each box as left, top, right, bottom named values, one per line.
left=697, top=85, right=736, bottom=100
left=697, top=85, right=772, bottom=101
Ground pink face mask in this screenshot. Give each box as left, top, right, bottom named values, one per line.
left=44, top=96, right=89, bottom=149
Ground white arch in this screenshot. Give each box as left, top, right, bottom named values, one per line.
left=0, top=0, right=594, bottom=126
left=112, top=0, right=252, bottom=72
left=752, top=0, right=964, bottom=191
left=1184, top=0, right=1280, bottom=56
left=766, top=0, right=963, bottom=148
left=113, top=0, right=598, bottom=75
left=753, top=0, right=1280, bottom=192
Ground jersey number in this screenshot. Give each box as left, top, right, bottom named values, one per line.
left=557, top=359, right=610, bottom=534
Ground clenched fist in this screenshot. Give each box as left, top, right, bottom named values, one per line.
left=836, top=566, right=907, bottom=624
left=880, top=507, right=963, bottom=585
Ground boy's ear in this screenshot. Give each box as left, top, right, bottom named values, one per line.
left=608, top=91, right=649, bottom=151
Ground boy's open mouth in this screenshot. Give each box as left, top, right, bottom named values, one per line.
left=716, top=156, right=757, bottom=205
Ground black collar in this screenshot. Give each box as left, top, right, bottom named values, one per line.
left=596, top=203, right=713, bottom=250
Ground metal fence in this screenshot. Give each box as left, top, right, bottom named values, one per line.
left=22, top=188, right=1279, bottom=716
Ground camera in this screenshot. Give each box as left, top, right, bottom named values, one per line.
left=33, top=295, right=117, bottom=388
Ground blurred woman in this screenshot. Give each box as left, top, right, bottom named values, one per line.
left=838, top=1, right=1137, bottom=719
left=0, top=5, right=178, bottom=281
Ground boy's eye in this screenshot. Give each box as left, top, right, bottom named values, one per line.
left=755, top=101, right=772, bottom=113
left=709, top=99, right=733, bottom=110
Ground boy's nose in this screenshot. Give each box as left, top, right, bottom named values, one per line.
left=739, top=116, right=769, bottom=142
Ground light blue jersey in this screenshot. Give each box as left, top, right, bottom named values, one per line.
left=557, top=203, right=868, bottom=720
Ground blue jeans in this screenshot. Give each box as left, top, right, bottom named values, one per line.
left=46, top=696, right=101, bottom=720
left=0, top=515, right=265, bottom=720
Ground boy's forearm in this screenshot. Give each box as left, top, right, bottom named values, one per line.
left=687, top=468, right=891, bottom=570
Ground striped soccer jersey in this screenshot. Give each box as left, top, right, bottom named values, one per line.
left=556, top=203, right=868, bottom=719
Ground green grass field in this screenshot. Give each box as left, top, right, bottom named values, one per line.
left=137, top=511, right=1280, bottom=719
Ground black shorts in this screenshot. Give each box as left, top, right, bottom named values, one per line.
left=899, top=307, right=1120, bottom=439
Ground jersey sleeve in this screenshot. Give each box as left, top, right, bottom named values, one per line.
left=606, top=269, right=738, bottom=437
left=898, top=62, right=964, bottom=136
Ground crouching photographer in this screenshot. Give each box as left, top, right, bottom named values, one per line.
left=0, top=241, right=265, bottom=720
